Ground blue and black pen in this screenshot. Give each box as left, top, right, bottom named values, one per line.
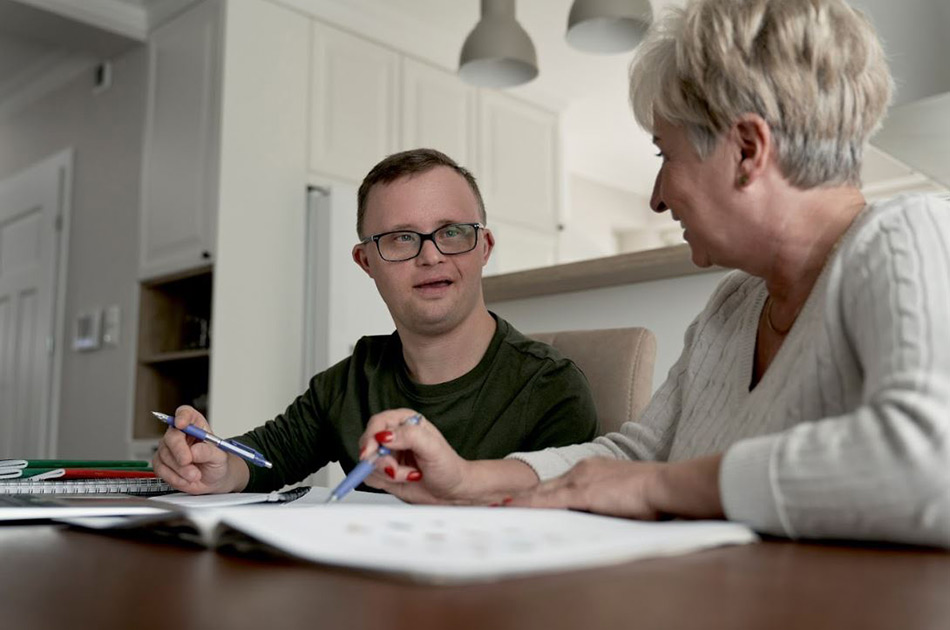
left=153, top=411, right=273, bottom=469
left=325, top=413, right=422, bottom=503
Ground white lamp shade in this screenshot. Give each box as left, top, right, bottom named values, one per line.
left=566, top=0, right=652, bottom=54
left=459, top=0, right=538, bottom=88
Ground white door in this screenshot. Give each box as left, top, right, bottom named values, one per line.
left=303, top=182, right=394, bottom=487
left=0, top=153, right=69, bottom=458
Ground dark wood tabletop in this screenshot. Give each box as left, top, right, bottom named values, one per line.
left=2, top=524, right=948, bottom=630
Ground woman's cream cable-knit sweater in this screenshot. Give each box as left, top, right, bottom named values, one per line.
left=512, top=194, right=950, bottom=547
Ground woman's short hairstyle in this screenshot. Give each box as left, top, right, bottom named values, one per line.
left=630, top=0, right=893, bottom=188
left=357, top=148, right=486, bottom=239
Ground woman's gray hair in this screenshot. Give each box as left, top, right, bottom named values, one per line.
left=630, top=0, right=893, bottom=188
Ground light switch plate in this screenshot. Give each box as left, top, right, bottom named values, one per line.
left=102, top=304, right=121, bottom=346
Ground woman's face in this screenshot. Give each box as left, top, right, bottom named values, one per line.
left=650, top=117, right=741, bottom=268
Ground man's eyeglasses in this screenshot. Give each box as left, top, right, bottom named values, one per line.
left=360, top=223, right=483, bottom=262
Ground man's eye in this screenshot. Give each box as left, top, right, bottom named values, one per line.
left=443, top=228, right=460, bottom=238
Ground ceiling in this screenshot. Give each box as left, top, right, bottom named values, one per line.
left=0, top=0, right=940, bottom=198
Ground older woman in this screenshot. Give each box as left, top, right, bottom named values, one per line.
left=357, top=0, right=950, bottom=548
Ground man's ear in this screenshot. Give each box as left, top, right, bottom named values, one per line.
left=479, top=228, right=495, bottom=266
left=352, top=243, right=374, bottom=277
left=732, top=114, right=772, bottom=188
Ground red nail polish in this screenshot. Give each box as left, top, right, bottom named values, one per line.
left=489, top=502, right=500, bottom=507
left=502, top=496, right=513, bottom=505
left=407, top=470, right=422, bottom=482
left=385, top=466, right=395, bottom=479
left=375, top=430, right=394, bottom=444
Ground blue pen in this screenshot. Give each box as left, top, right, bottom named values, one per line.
left=152, top=411, right=273, bottom=469
left=325, top=413, right=422, bottom=503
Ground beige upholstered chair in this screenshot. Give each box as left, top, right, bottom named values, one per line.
left=529, top=328, right=657, bottom=435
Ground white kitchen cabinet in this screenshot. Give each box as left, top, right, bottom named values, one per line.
left=309, top=21, right=400, bottom=182
left=139, top=0, right=222, bottom=279
left=478, top=91, right=560, bottom=273
left=400, top=57, right=477, bottom=169
left=485, top=219, right=559, bottom=275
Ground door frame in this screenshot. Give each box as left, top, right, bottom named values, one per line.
left=0, top=149, right=73, bottom=456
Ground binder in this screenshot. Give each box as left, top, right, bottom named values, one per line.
left=0, top=477, right=174, bottom=496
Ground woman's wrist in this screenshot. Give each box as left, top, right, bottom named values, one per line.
left=455, top=459, right=540, bottom=504
left=648, top=455, right=725, bottom=519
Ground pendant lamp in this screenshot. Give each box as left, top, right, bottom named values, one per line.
left=566, top=0, right=652, bottom=54
left=459, top=0, right=538, bottom=88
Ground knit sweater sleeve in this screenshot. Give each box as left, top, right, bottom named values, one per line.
left=508, top=272, right=748, bottom=481
left=721, top=196, right=950, bottom=547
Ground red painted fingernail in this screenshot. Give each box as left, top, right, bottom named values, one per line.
left=407, top=470, right=422, bottom=482
left=385, top=466, right=395, bottom=479
left=502, top=496, right=513, bottom=505
left=375, top=430, right=394, bottom=444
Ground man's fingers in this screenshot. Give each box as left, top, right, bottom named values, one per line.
left=174, top=404, right=212, bottom=431
left=153, top=445, right=199, bottom=490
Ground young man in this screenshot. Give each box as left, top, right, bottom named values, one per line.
left=153, top=148, right=597, bottom=494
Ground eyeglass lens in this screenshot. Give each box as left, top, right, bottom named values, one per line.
left=377, top=224, right=478, bottom=261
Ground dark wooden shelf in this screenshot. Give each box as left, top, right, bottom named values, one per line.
left=134, top=269, right=213, bottom=441
left=140, top=349, right=211, bottom=365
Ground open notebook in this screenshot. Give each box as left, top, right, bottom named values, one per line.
left=63, top=489, right=757, bottom=583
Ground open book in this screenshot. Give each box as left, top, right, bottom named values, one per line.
left=64, top=490, right=757, bottom=583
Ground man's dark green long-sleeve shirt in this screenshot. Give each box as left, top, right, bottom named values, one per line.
left=238, top=314, right=598, bottom=492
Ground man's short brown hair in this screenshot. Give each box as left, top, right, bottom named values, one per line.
left=357, top=148, right=487, bottom=239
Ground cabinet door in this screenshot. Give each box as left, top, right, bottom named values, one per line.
left=140, top=0, right=221, bottom=278
left=310, top=21, right=399, bottom=182
left=484, top=219, right=558, bottom=275
left=400, top=57, right=476, bottom=168
left=478, top=92, right=560, bottom=274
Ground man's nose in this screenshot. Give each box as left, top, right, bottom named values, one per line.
left=416, top=237, right=444, bottom=264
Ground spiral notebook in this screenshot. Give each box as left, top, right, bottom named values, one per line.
left=0, top=476, right=174, bottom=496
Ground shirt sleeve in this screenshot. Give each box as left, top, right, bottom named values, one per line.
left=721, top=197, right=950, bottom=548
left=233, top=373, right=338, bottom=492
left=517, top=359, right=599, bottom=456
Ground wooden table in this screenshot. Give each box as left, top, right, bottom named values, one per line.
left=1, top=524, right=947, bottom=630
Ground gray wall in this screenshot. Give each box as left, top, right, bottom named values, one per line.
left=0, top=47, right=147, bottom=457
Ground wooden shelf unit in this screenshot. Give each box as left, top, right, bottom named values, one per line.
left=134, top=266, right=213, bottom=440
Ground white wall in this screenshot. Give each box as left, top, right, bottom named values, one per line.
left=209, top=0, right=310, bottom=437
left=489, top=270, right=729, bottom=392
left=0, top=47, right=147, bottom=458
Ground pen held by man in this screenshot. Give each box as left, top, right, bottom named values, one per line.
left=151, top=405, right=253, bottom=495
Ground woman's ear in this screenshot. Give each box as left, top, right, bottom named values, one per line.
left=732, top=114, right=772, bottom=187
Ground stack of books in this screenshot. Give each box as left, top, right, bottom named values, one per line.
left=0, top=459, right=173, bottom=496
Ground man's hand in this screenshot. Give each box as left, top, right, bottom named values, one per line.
left=152, top=405, right=249, bottom=494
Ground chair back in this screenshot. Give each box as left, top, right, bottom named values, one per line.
left=529, top=328, right=656, bottom=435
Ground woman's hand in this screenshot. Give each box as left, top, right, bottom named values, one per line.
left=508, top=454, right=725, bottom=520
left=358, top=408, right=539, bottom=504
left=358, top=408, right=471, bottom=503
